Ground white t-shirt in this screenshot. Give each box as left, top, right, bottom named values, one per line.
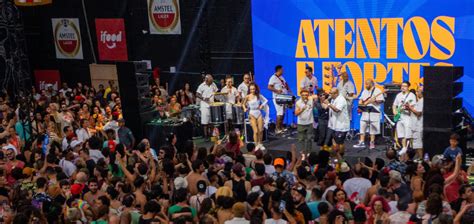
left=237, top=82, right=249, bottom=99
left=268, top=74, right=288, bottom=97
left=393, top=92, right=416, bottom=121
left=265, top=165, right=276, bottom=175
left=197, top=82, right=218, bottom=108
left=221, top=86, right=239, bottom=117
left=342, top=177, right=372, bottom=202
left=76, top=128, right=90, bottom=143
left=359, top=87, right=384, bottom=121
left=300, top=75, right=318, bottom=92
left=264, top=219, right=288, bottom=224
left=60, top=159, right=76, bottom=177
left=296, top=98, right=314, bottom=125
left=328, top=95, right=350, bottom=132
left=337, top=80, right=355, bottom=103
left=411, top=98, right=423, bottom=132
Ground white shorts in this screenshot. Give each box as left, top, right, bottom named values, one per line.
left=360, top=120, right=380, bottom=135
left=273, top=99, right=285, bottom=116
left=200, top=107, right=211, bottom=125
left=412, top=130, right=423, bottom=149
left=396, top=118, right=412, bottom=139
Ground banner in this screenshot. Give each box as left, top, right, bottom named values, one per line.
left=252, top=0, right=474, bottom=119
left=52, top=18, right=83, bottom=59
left=148, top=0, right=182, bottom=35
left=95, top=19, right=128, bottom=61
left=15, top=0, right=52, bottom=6
left=34, top=70, right=60, bottom=91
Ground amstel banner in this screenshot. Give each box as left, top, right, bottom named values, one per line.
left=148, top=0, right=182, bottom=35
left=252, top=0, right=474, bottom=119
left=52, top=18, right=83, bottom=59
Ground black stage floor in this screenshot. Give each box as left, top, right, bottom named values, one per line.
left=195, top=132, right=389, bottom=166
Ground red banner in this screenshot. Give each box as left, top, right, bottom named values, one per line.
left=95, top=19, right=128, bottom=61
left=34, top=70, right=61, bottom=91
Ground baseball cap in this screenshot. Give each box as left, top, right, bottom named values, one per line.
left=292, top=186, right=307, bottom=198
left=250, top=186, right=264, bottom=197
left=71, top=183, right=85, bottom=195
left=340, top=162, right=350, bottom=173
left=273, top=158, right=285, bottom=167
left=197, top=180, right=207, bottom=193
left=174, top=177, right=188, bottom=190
left=70, top=140, right=83, bottom=148
left=23, top=167, right=35, bottom=176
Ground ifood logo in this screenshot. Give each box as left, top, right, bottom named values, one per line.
left=100, top=31, right=122, bottom=49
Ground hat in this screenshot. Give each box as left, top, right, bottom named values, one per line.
left=197, top=180, right=207, bottom=193
left=250, top=186, right=264, bottom=197
left=70, top=183, right=85, bottom=195
left=273, top=158, right=285, bottom=167
left=70, top=140, right=83, bottom=148
left=232, top=163, right=244, bottom=176
left=22, top=167, right=34, bottom=176
left=174, top=177, right=188, bottom=190
left=389, top=170, right=403, bottom=182
left=340, top=162, right=350, bottom=173
left=292, top=187, right=307, bottom=197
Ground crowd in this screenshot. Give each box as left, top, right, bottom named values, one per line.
left=0, top=79, right=472, bottom=224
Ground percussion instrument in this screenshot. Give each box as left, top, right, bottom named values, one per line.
left=275, top=94, right=296, bottom=106
left=232, top=104, right=245, bottom=125
left=181, top=105, right=200, bottom=120
left=210, top=102, right=226, bottom=124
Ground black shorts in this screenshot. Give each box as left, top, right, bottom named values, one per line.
left=329, top=129, right=347, bottom=144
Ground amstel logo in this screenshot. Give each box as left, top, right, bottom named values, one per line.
left=54, top=19, right=81, bottom=57
left=149, top=0, right=180, bottom=31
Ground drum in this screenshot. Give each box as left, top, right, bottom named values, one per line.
left=210, top=102, right=226, bottom=124
left=232, top=105, right=245, bottom=125
left=275, top=94, right=296, bottom=106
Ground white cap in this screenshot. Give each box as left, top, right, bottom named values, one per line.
left=70, top=140, right=83, bottom=148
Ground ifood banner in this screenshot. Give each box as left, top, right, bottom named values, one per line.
left=252, top=0, right=474, bottom=117
left=95, top=18, right=128, bottom=61
left=34, top=70, right=61, bottom=91
left=148, top=0, right=181, bottom=35
left=52, top=18, right=83, bottom=59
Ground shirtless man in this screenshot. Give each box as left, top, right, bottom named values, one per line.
left=186, top=160, right=207, bottom=195
left=83, top=178, right=105, bottom=207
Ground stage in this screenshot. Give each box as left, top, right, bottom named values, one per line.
left=194, top=132, right=388, bottom=166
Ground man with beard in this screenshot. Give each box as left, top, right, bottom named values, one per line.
left=292, top=186, right=312, bottom=223
left=83, top=178, right=104, bottom=207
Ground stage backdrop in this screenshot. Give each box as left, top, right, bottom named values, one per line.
left=252, top=0, right=474, bottom=126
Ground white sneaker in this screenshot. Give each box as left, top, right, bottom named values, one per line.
left=399, top=147, right=408, bottom=155
left=258, top=144, right=266, bottom=151
left=275, top=129, right=283, bottom=135
left=353, top=142, right=366, bottom=148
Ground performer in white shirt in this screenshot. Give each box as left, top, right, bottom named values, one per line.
left=353, top=79, right=385, bottom=150
left=409, top=86, right=423, bottom=158
left=300, top=66, right=318, bottom=94
left=242, top=83, right=268, bottom=150
left=268, top=65, right=291, bottom=134
left=295, top=89, right=318, bottom=155
left=323, top=88, right=350, bottom=155
left=392, top=81, right=417, bottom=155
left=336, top=72, right=355, bottom=120
left=221, top=77, right=239, bottom=134
left=196, top=74, right=218, bottom=141
left=237, top=73, right=251, bottom=101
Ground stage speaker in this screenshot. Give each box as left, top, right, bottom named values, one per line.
left=117, top=62, right=154, bottom=140
left=383, top=83, right=401, bottom=117
left=423, top=66, right=464, bottom=156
